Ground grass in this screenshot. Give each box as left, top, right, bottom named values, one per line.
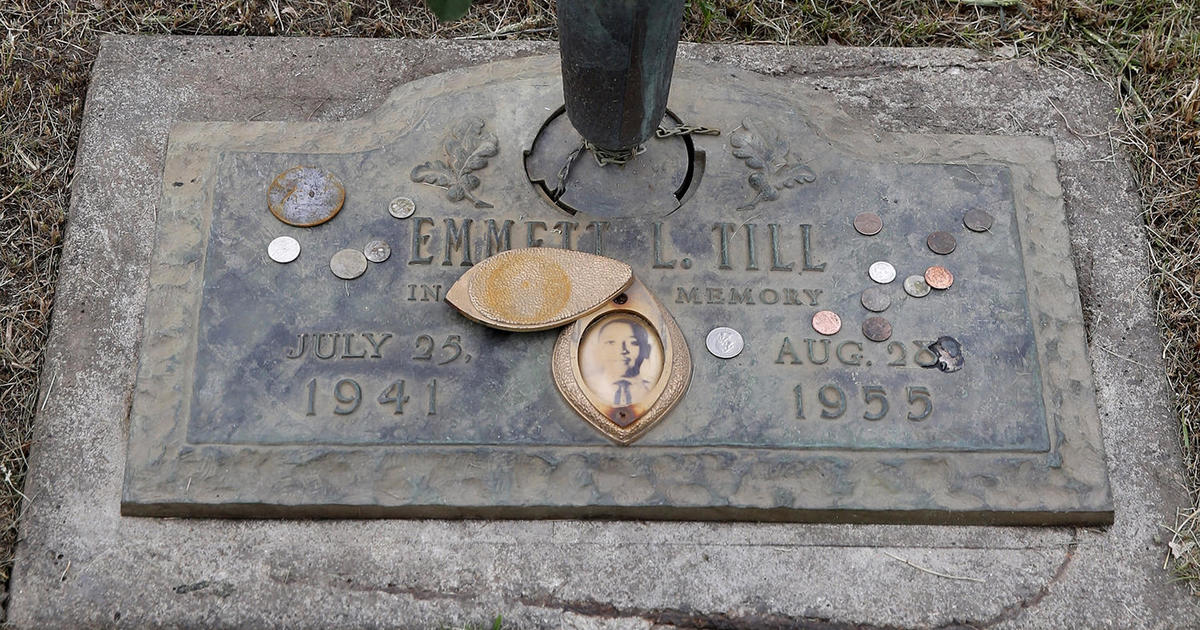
left=1, top=0, right=1198, bottom=595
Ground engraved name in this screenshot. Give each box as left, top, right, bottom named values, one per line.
left=406, top=216, right=825, bottom=273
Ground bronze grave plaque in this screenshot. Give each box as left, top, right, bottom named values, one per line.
left=122, top=57, right=1112, bottom=524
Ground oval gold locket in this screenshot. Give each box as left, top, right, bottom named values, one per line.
left=446, top=248, right=691, bottom=445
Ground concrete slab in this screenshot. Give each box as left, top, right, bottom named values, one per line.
left=7, top=36, right=1194, bottom=628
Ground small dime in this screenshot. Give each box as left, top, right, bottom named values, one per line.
left=364, top=239, right=391, bottom=263
left=925, top=265, right=954, bottom=290
left=705, top=327, right=745, bottom=359
left=927, top=231, right=957, bottom=255
left=964, top=209, right=994, bottom=232
left=903, top=274, right=932, bottom=298
left=860, top=287, right=891, bottom=312
left=267, top=166, right=345, bottom=227
left=267, top=236, right=300, bottom=264
left=868, top=261, right=897, bottom=284
left=389, top=196, right=416, bottom=219
left=862, top=316, right=893, bottom=342
left=812, top=310, right=842, bottom=336
left=853, top=212, right=883, bottom=236
left=330, top=248, right=368, bottom=280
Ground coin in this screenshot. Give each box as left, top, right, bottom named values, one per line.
left=862, top=316, right=893, bottom=342
left=903, top=274, right=931, bottom=298
left=868, top=261, right=897, bottom=284
left=853, top=212, right=883, bottom=236
left=267, top=236, right=300, bottom=264
left=389, top=196, right=416, bottom=219
left=924, top=265, right=954, bottom=290
left=364, top=239, right=391, bottom=263
left=927, top=231, right=957, bottom=255
left=964, top=209, right=994, bottom=232
left=860, top=287, right=891, bottom=312
left=812, top=310, right=842, bottom=336
left=705, top=327, right=745, bottom=359
left=330, top=248, right=368, bottom=280
left=267, top=166, right=345, bottom=227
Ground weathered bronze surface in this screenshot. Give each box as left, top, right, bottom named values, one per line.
left=524, top=107, right=695, bottom=217
left=122, top=57, right=1112, bottom=524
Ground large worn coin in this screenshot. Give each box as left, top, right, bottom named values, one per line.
left=267, top=236, right=300, bottom=264
left=903, top=274, right=931, bottom=298
left=853, top=212, right=883, bottom=236
left=364, top=239, right=391, bottom=263
left=389, top=196, right=416, bottom=219
left=862, top=316, right=893, bottom=342
left=812, top=310, right=842, bottom=336
left=924, top=265, right=954, bottom=290
left=860, top=287, right=891, bottom=312
left=330, top=248, right=368, bottom=280
left=964, top=209, right=994, bottom=232
left=868, top=261, right=897, bottom=284
left=706, top=327, right=745, bottom=359
left=267, top=166, right=345, bottom=227
left=927, top=231, right=957, bottom=255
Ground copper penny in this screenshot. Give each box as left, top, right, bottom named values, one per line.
left=862, top=316, right=893, bottom=342
left=926, top=231, right=957, bottom=255
left=964, top=209, right=994, bottom=232
left=812, top=310, right=842, bottom=336
left=853, top=212, right=883, bottom=236
left=924, top=265, right=954, bottom=290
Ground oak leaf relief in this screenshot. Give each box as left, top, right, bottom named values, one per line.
left=729, top=117, right=816, bottom=211
left=411, top=118, right=499, bottom=209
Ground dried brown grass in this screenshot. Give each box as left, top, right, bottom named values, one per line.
left=0, top=0, right=1197, bottom=595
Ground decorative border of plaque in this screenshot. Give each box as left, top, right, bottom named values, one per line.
left=122, top=57, right=1112, bottom=524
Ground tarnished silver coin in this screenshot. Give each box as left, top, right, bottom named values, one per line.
left=862, top=316, right=893, bottom=342
left=927, top=231, right=957, bottom=255
left=868, top=261, right=897, bottom=284
left=860, top=287, right=891, bottom=312
left=705, top=326, right=745, bottom=359
left=330, top=248, right=368, bottom=280
left=903, top=274, right=932, bottom=298
left=267, top=166, right=345, bottom=227
left=364, top=239, right=391, bottom=263
left=267, top=236, right=300, bottom=264
left=389, top=196, right=416, bottom=219
left=964, top=209, right=994, bottom=232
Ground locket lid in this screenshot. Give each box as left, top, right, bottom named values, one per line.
left=445, top=248, right=634, bottom=332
